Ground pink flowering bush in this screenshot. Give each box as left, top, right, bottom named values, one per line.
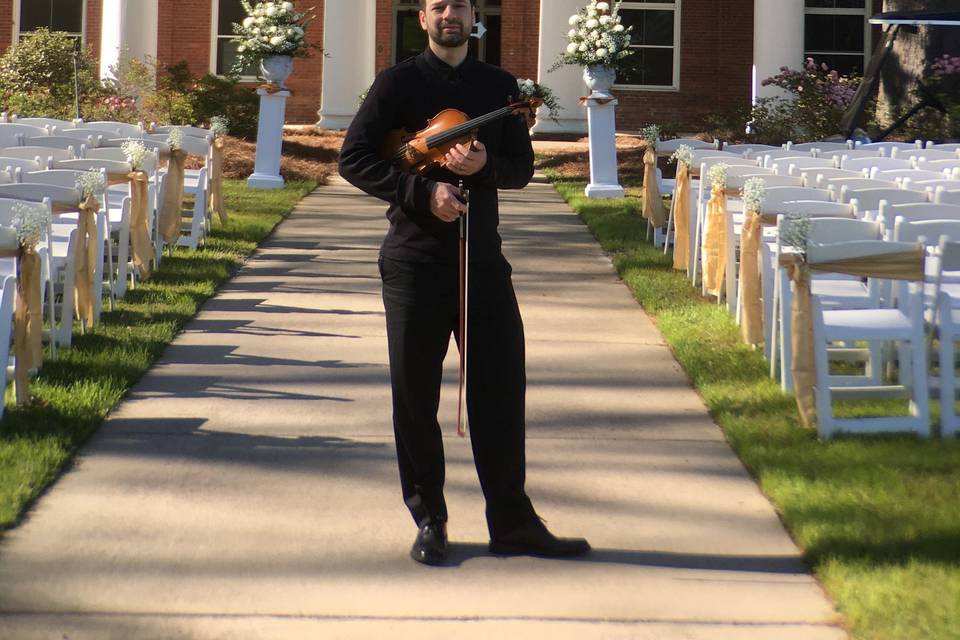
left=924, top=54, right=960, bottom=139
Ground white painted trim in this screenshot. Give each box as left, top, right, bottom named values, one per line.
left=614, top=0, right=681, bottom=91
left=13, top=0, right=88, bottom=43
left=210, top=0, right=258, bottom=81
left=803, top=3, right=872, bottom=70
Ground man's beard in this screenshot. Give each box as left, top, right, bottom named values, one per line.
left=429, top=20, right=470, bottom=48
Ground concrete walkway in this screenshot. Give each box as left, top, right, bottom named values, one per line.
left=0, top=178, right=845, bottom=639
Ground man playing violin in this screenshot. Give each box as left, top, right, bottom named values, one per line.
left=338, top=0, right=589, bottom=566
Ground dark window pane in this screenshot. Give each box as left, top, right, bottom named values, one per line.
left=484, top=14, right=500, bottom=66
left=805, top=0, right=864, bottom=6
left=219, top=0, right=248, bottom=36
left=50, top=0, right=82, bottom=32
left=217, top=39, right=258, bottom=76
left=396, top=10, right=427, bottom=63
left=20, top=0, right=52, bottom=31
left=805, top=13, right=864, bottom=53
left=618, top=47, right=673, bottom=86
left=803, top=52, right=864, bottom=75
left=620, top=10, right=674, bottom=47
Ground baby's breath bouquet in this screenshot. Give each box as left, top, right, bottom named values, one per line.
left=669, top=144, right=695, bottom=168
left=231, top=1, right=317, bottom=74
left=639, top=124, right=660, bottom=150
left=708, top=163, right=728, bottom=191
left=11, top=201, right=51, bottom=248
left=76, top=170, right=106, bottom=200
left=121, top=139, right=149, bottom=171
left=166, top=127, right=184, bottom=151
left=210, top=116, right=230, bottom=138
left=781, top=213, right=812, bottom=257
left=553, top=1, right=634, bottom=71
left=517, top=78, right=563, bottom=124
left=742, top=177, right=766, bottom=213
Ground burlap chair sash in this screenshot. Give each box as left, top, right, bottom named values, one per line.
left=738, top=209, right=765, bottom=345
left=642, top=147, right=668, bottom=228
left=702, top=189, right=730, bottom=296
left=128, top=171, right=153, bottom=279
left=74, top=195, right=100, bottom=327
left=210, top=137, right=227, bottom=225
left=779, top=245, right=925, bottom=429
left=672, top=163, right=691, bottom=271
left=158, top=149, right=187, bottom=244
left=0, top=234, right=42, bottom=405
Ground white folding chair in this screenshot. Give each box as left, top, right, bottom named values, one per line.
left=903, top=178, right=960, bottom=193
left=22, top=136, right=84, bottom=157
left=875, top=168, right=946, bottom=183
left=842, top=156, right=913, bottom=174
left=925, top=142, right=960, bottom=152
left=56, top=129, right=104, bottom=147
left=151, top=124, right=215, bottom=141
left=0, top=123, right=50, bottom=139
left=892, top=148, right=959, bottom=161
left=758, top=149, right=816, bottom=168
left=855, top=140, right=923, bottom=154
left=722, top=143, right=781, bottom=158
left=657, top=137, right=719, bottom=157
left=932, top=238, right=960, bottom=438
left=801, top=168, right=862, bottom=189
left=821, top=149, right=884, bottom=163
left=771, top=157, right=835, bottom=176
left=13, top=117, right=73, bottom=131
left=916, top=159, right=960, bottom=174
left=81, top=121, right=145, bottom=138
left=934, top=188, right=960, bottom=206
left=878, top=202, right=960, bottom=229
left=3, top=147, right=74, bottom=163
left=787, top=141, right=853, bottom=153
left=839, top=187, right=926, bottom=212
left=0, top=156, right=46, bottom=174
left=0, top=272, right=15, bottom=417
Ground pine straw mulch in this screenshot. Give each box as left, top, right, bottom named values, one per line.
left=186, top=129, right=346, bottom=184
left=534, top=136, right=647, bottom=183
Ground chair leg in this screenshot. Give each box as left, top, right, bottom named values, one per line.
left=938, top=326, right=957, bottom=437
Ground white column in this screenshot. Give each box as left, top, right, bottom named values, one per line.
left=100, top=0, right=159, bottom=81
left=584, top=97, right=623, bottom=198
left=753, top=0, right=805, bottom=101
left=248, top=88, right=290, bottom=189
left=531, top=0, right=588, bottom=135
left=316, top=0, right=377, bottom=130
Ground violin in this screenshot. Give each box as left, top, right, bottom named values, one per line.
left=382, top=99, right=541, bottom=175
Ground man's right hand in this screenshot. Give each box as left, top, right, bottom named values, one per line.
left=430, top=182, right=467, bottom=223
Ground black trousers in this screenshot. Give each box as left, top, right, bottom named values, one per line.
left=379, top=254, right=535, bottom=538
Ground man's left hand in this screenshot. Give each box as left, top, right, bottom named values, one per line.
left=444, top=140, right=487, bottom=176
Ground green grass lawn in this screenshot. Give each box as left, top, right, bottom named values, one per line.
left=547, top=174, right=960, bottom=640
left=0, top=179, right=316, bottom=530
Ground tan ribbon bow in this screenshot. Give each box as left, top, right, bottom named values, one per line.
left=702, top=187, right=730, bottom=297
left=210, top=137, right=228, bottom=225
left=159, top=149, right=187, bottom=245
left=641, top=147, right=668, bottom=228
left=74, top=194, right=100, bottom=327
left=672, top=163, right=691, bottom=271
left=128, top=171, right=153, bottom=279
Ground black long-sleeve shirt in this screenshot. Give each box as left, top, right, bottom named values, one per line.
left=338, top=48, right=535, bottom=264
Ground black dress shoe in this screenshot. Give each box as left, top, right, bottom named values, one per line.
left=410, top=521, right=448, bottom=566
left=489, top=519, right=590, bottom=558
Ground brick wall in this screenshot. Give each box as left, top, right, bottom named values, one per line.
left=283, top=0, right=323, bottom=122
left=157, top=0, right=212, bottom=77
left=500, top=0, right=538, bottom=81
left=615, top=0, right=753, bottom=132
left=86, top=0, right=102, bottom=67
left=0, top=0, right=11, bottom=53
left=376, top=0, right=392, bottom=74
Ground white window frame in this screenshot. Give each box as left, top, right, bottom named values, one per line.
left=210, top=0, right=259, bottom=81
left=803, top=2, right=872, bottom=72
left=13, top=0, right=87, bottom=43
left=613, top=1, right=681, bottom=92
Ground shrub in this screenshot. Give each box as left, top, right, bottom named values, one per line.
left=0, top=29, right=103, bottom=119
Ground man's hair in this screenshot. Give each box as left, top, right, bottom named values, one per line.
left=419, top=0, right=476, bottom=8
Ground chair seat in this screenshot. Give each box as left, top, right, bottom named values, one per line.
left=822, top=308, right=913, bottom=340
left=813, top=280, right=873, bottom=308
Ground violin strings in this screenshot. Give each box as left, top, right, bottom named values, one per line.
left=425, top=106, right=515, bottom=148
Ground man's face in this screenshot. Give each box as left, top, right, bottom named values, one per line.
left=419, top=0, right=474, bottom=49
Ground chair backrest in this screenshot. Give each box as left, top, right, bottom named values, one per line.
left=916, top=158, right=960, bottom=173
left=762, top=186, right=832, bottom=213
left=179, top=134, right=211, bottom=158
left=880, top=202, right=960, bottom=226
left=935, top=188, right=960, bottom=206
left=8, top=146, right=74, bottom=161
left=901, top=178, right=960, bottom=193
left=807, top=217, right=883, bottom=244
left=81, top=121, right=144, bottom=137
left=0, top=183, right=80, bottom=207
left=721, top=143, right=780, bottom=158
left=53, top=158, right=133, bottom=177
left=656, top=137, right=718, bottom=155
left=893, top=148, right=959, bottom=161
left=0, top=156, right=45, bottom=173
left=0, top=123, right=49, bottom=138
left=23, top=136, right=84, bottom=156
left=13, top=117, right=72, bottom=130
left=842, top=156, right=913, bottom=172
left=56, top=129, right=104, bottom=146
left=726, top=164, right=772, bottom=178
left=788, top=200, right=856, bottom=218
left=0, top=130, right=21, bottom=149
left=926, top=142, right=960, bottom=152
left=893, top=218, right=960, bottom=244
left=788, top=141, right=853, bottom=152
left=801, top=167, right=861, bottom=188
left=151, top=124, right=215, bottom=141
left=0, top=196, right=52, bottom=230
left=758, top=149, right=815, bottom=167
left=855, top=140, right=922, bottom=153
left=86, top=147, right=131, bottom=162
left=830, top=179, right=897, bottom=200
left=735, top=174, right=804, bottom=188
left=874, top=168, right=945, bottom=182
left=771, top=157, right=835, bottom=175
left=846, top=187, right=927, bottom=211
left=820, top=148, right=883, bottom=161
left=23, top=169, right=91, bottom=190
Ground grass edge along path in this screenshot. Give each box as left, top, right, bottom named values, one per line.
left=0, top=179, right=316, bottom=532
left=547, top=175, right=959, bottom=640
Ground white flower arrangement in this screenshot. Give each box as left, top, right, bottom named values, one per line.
left=121, top=139, right=149, bottom=171
left=231, top=0, right=318, bottom=75
left=166, top=127, right=184, bottom=151
left=781, top=213, right=811, bottom=257
left=639, top=124, right=660, bottom=150
left=76, top=170, right=106, bottom=199
left=516, top=78, right=563, bottom=124
left=210, top=116, right=230, bottom=138
left=553, top=0, right=634, bottom=71
left=11, top=201, right=51, bottom=248
left=707, top=163, right=728, bottom=191
left=742, top=177, right=766, bottom=213
left=669, top=144, right=695, bottom=168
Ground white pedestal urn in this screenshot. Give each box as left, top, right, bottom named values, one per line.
left=583, top=65, right=624, bottom=199
left=247, top=85, right=290, bottom=190
left=260, top=55, right=294, bottom=88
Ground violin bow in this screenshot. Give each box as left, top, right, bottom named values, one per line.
left=457, top=178, right=470, bottom=438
